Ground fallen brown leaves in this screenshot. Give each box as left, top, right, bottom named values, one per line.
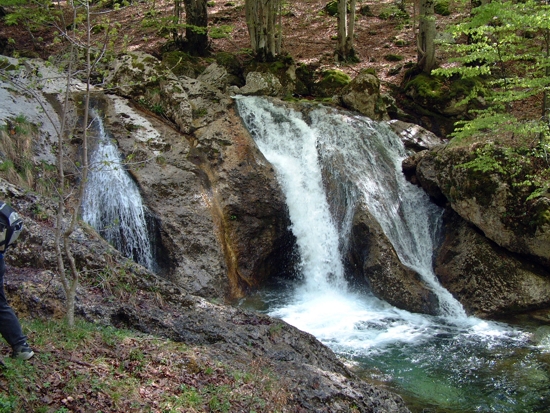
left=0, top=322, right=290, bottom=412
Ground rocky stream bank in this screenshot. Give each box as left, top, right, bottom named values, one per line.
left=1, top=49, right=550, bottom=411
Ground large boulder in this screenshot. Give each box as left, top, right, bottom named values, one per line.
left=345, top=206, right=440, bottom=315
left=341, top=69, right=388, bottom=120
left=105, top=51, right=231, bottom=134
left=104, top=54, right=295, bottom=299
left=416, top=144, right=550, bottom=268
left=387, top=119, right=445, bottom=152
left=234, top=71, right=283, bottom=96
left=435, top=212, right=550, bottom=317
left=104, top=95, right=229, bottom=298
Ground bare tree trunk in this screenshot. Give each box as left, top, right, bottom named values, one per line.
left=336, top=0, right=357, bottom=61
left=543, top=25, right=550, bottom=134
left=245, top=0, right=281, bottom=61
left=53, top=0, right=95, bottom=327
left=346, top=0, right=356, bottom=58
left=417, top=0, right=436, bottom=72
left=183, top=0, right=208, bottom=56
left=337, top=0, right=347, bottom=60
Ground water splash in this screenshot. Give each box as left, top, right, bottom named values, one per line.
left=82, top=111, right=154, bottom=270
left=236, top=97, right=541, bottom=412
left=237, top=96, right=463, bottom=315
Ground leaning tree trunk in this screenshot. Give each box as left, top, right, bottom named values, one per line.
left=417, top=0, right=436, bottom=72
left=183, top=0, right=208, bottom=56
left=245, top=0, right=281, bottom=62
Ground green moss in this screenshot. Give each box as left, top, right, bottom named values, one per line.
left=210, top=25, right=233, bottom=39
left=215, top=51, right=242, bottom=77
left=325, top=1, right=339, bottom=16
left=384, top=54, right=403, bottom=62
left=405, top=73, right=444, bottom=100
left=435, top=0, right=451, bottom=16
left=161, top=51, right=200, bottom=77
left=393, top=39, right=409, bottom=47
left=537, top=208, right=550, bottom=226
left=406, top=72, right=482, bottom=110
left=318, top=69, right=351, bottom=88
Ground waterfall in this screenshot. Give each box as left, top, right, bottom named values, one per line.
left=82, top=111, right=154, bottom=271
left=237, top=99, right=346, bottom=292
left=236, top=96, right=541, bottom=413
left=312, top=109, right=466, bottom=317
left=236, top=96, right=464, bottom=316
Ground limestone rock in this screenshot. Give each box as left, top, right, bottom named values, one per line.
left=197, top=62, right=231, bottom=92
left=106, top=52, right=231, bottom=134
left=388, top=119, right=445, bottom=151
left=236, top=71, right=283, bottom=96
left=104, top=90, right=294, bottom=299
left=5, top=256, right=410, bottom=413
left=436, top=212, right=550, bottom=317
left=189, top=108, right=296, bottom=297
left=341, top=69, right=387, bottom=120
left=416, top=145, right=550, bottom=267
left=345, top=206, right=440, bottom=315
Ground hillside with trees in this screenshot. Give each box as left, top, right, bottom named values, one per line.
left=0, top=1, right=550, bottom=412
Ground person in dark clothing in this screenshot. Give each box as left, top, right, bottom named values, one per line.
left=0, top=252, right=33, bottom=360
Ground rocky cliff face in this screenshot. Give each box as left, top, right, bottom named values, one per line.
left=104, top=52, right=296, bottom=300
left=409, top=143, right=550, bottom=317
left=1, top=53, right=411, bottom=412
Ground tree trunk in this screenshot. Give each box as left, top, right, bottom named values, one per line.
left=245, top=0, right=281, bottom=61
left=183, top=0, right=208, bottom=56
left=346, top=0, right=356, bottom=59
left=336, top=0, right=357, bottom=61
left=337, top=0, right=347, bottom=60
left=417, top=0, right=436, bottom=73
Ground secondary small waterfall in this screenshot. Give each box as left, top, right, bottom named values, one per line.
left=236, top=96, right=547, bottom=413
left=82, top=111, right=154, bottom=271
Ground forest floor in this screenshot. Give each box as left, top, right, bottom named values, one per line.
left=0, top=0, right=464, bottom=95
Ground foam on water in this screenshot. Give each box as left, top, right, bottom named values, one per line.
left=236, top=96, right=545, bottom=412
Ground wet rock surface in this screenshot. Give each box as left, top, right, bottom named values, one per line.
left=346, top=207, right=440, bottom=315
left=435, top=211, right=550, bottom=317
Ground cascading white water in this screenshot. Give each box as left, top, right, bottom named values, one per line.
left=237, top=95, right=463, bottom=315
left=236, top=97, right=544, bottom=412
left=311, top=109, right=466, bottom=317
left=238, top=99, right=346, bottom=292
left=82, top=111, right=154, bottom=271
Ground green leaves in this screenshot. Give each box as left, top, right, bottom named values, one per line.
left=436, top=0, right=550, bottom=141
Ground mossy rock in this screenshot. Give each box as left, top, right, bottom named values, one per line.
left=215, top=51, right=242, bottom=76
left=314, top=69, right=351, bottom=96
left=324, top=1, right=340, bottom=16
left=405, top=72, right=482, bottom=117
left=295, top=63, right=315, bottom=96
left=161, top=51, right=202, bottom=78
left=244, top=55, right=296, bottom=89
left=435, top=0, right=451, bottom=16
